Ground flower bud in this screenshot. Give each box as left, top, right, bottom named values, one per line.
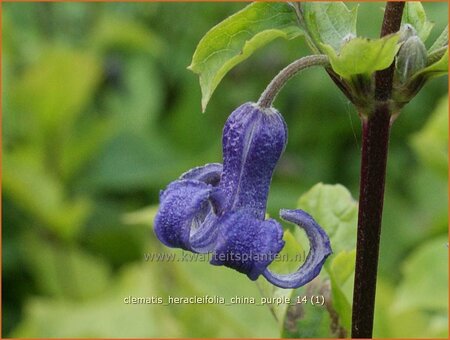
left=396, top=35, right=427, bottom=83
left=399, top=24, right=417, bottom=43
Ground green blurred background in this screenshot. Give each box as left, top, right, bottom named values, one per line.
left=2, top=2, right=448, bottom=338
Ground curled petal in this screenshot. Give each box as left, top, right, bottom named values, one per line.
left=220, top=103, right=287, bottom=220
left=154, top=179, right=217, bottom=252
left=210, top=211, right=285, bottom=280
left=180, top=162, right=227, bottom=216
left=180, top=163, right=223, bottom=186
left=263, top=209, right=332, bottom=289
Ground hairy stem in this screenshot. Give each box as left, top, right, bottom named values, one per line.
left=351, top=2, right=405, bottom=338
left=258, top=55, right=329, bottom=108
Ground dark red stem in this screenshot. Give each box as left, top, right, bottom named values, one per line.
left=351, top=2, right=405, bottom=338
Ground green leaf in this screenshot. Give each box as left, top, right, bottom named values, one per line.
left=392, top=236, right=448, bottom=313
left=329, top=277, right=351, bottom=334
left=297, top=183, right=358, bottom=254
left=410, top=96, right=448, bottom=178
left=296, top=183, right=358, bottom=335
left=330, top=249, right=356, bottom=286
left=429, top=25, right=448, bottom=54
left=301, top=2, right=358, bottom=52
left=188, top=2, right=302, bottom=111
left=413, top=48, right=448, bottom=80
left=322, top=34, right=400, bottom=79
left=328, top=250, right=356, bottom=332
left=404, top=2, right=434, bottom=42
left=427, top=45, right=448, bottom=66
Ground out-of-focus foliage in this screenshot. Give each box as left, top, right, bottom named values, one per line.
left=374, top=236, right=448, bottom=338
left=2, top=2, right=448, bottom=338
left=411, top=96, right=448, bottom=177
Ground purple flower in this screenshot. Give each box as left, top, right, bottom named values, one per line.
left=154, top=103, right=331, bottom=288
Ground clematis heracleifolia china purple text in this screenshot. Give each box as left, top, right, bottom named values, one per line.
left=154, top=103, right=332, bottom=288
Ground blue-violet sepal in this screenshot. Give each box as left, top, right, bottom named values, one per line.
left=154, top=102, right=332, bottom=288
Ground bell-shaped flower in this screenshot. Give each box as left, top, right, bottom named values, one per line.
left=154, top=103, right=331, bottom=288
